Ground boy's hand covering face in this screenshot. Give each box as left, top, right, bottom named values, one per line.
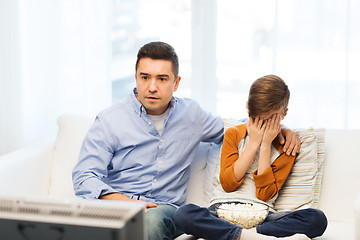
left=247, top=114, right=282, bottom=148
left=262, top=114, right=281, bottom=145
left=246, top=116, right=266, bottom=148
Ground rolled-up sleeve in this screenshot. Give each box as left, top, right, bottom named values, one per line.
left=219, top=126, right=246, bottom=192
left=253, top=148, right=296, bottom=202
left=72, top=116, right=115, bottom=199
left=196, top=102, right=224, bottom=144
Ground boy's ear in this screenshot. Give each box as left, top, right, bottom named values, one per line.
left=246, top=101, right=249, bottom=114
left=282, top=108, right=288, bottom=119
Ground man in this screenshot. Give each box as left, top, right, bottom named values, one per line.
left=72, top=41, right=300, bottom=240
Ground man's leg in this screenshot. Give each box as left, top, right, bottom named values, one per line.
left=256, top=208, right=328, bottom=238
left=146, top=204, right=183, bottom=240
left=174, top=203, right=242, bottom=240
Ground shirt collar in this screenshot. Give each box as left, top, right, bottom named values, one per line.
left=129, top=88, right=177, bottom=116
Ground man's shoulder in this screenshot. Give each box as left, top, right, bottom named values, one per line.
left=96, top=102, right=130, bottom=122
left=172, top=97, right=204, bottom=115
left=175, top=97, right=200, bottom=107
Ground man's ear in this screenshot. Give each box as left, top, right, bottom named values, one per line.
left=173, top=76, right=181, bottom=92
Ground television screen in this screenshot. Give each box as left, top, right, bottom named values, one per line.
left=0, top=195, right=145, bottom=240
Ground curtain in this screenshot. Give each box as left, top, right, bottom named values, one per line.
left=0, top=0, right=111, bottom=155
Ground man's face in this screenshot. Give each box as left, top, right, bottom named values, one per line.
left=135, top=57, right=181, bottom=115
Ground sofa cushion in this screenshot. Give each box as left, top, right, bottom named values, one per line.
left=48, top=115, right=93, bottom=197
left=205, top=119, right=325, bottom=211
left=204, top=119, right=242, bottom=205
left=186, top=142, right=211, bottom=206
left=204, top=142, right=221, bottom=205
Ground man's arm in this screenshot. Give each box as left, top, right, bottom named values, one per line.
left=73, top=117, right=158, bottom=212
left=72, top=117, right=118, bottom=199
left=198, top=103, right=224, bottom=144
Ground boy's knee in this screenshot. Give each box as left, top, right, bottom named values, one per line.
left=174, top=204, right=198, bottom=229
left=176, top=203, right=197, bottom=215
left=306, top=208, right=328, bottom=238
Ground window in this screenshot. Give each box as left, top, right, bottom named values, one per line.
left=111, top=0, right=360, bottom=129
left=111, top=0, right=191, bottom=103
left=216, top=0, right=360, bottom=128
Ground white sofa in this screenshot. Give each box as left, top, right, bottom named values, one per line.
left=0, top=114, right=359, bottom=240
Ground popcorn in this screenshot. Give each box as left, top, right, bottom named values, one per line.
left=216, top=202, right=268, bottom=229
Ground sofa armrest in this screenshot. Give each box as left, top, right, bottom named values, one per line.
left=355, top=192, right=360, bottom=240
left=0, top=140, right=54, bottom=196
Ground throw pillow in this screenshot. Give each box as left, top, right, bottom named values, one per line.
left=274, top=128, right=325, bottom=211
left=48, top=114, right=93, bottom=197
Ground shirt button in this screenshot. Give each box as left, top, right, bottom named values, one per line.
left=148, top=122, right=151, bottom=125
left=148, top=193, right=151, bottom=197
left=158, top=160, right=162, bottom=164
left=153, top=179, right=157, bottom=182
left=160, top=139, right=163, bottom=142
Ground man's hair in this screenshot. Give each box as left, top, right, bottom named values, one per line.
left=135, top=41, right=179, bottom=78
left=247, top=75, right=290, bottom=117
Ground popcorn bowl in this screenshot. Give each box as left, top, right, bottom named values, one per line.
left=215, top=202, right=269, bottom=229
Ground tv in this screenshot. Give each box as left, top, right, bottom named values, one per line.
left=0, top=195, right=145, bottom=240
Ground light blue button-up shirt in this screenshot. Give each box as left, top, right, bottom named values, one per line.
left=72, top=89, right=224, bottom=206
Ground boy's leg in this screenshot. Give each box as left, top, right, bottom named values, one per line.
left=174, top=203, right=242, bottom=240
left=174, top=204, right=310, bottom=240
left=146, top=204, right=183, bottom=240
left=240, top=230, right=310, bottom=240
left=256, top=208, right=328, bottom=238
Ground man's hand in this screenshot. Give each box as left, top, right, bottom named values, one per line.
left=276, top=127, right=301, bottom=156
left=99, top=192, right=157, bottom=213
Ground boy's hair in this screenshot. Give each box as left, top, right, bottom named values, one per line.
left=247, top=75, right=290, bottom=117
left=135, top=41, right=179, bottom=78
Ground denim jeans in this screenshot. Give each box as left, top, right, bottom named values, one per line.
left=174, top=204, right=327, bottom=240
left=145, top=204, right=184, bottom=240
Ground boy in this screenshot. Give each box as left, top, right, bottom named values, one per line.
left=174, top=75, right=327, bottom=240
